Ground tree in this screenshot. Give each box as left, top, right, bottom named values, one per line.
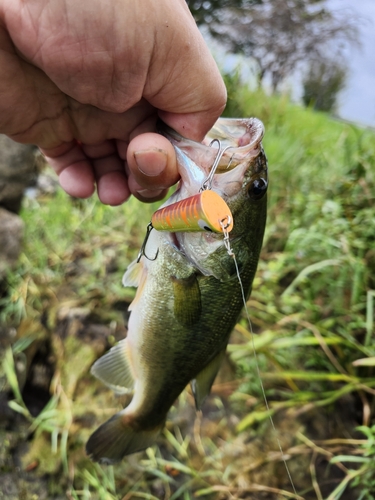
left=188, top=0, right=358, bottom=92
left=188, top=0, right=260, bottom=25
left=302, top=59, right=347, bottom=112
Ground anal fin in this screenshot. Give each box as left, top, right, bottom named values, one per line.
left=91, top=339, right=134, bottom=394
left=191, top=349, right=226, bottom=410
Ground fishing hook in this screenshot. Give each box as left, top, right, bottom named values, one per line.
left=137, top=222, right=159, bottom=263
left=200, top=139, right=234, bottom=192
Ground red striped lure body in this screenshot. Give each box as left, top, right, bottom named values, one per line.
left=151, top=190, right=233, bottom=234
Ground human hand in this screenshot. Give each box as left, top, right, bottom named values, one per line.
left=0, top=0, right=226, bottom=205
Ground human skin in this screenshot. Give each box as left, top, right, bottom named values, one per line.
left=0, top=0, right=226, bottom=205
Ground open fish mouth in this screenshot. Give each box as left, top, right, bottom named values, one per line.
left=160, top=117, right=265, bottom=176
left=149, top=118, right=268, bottom=276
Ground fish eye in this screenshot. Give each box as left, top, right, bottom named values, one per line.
left=247, top=177, right=268, bottom=200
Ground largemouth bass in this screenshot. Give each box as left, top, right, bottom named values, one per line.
left=86, top=117, right=268, bottom=463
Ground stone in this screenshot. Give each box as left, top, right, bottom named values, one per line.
left=0, top=135, right=38, bottom=213
left=0, top=208, right=24, bottom=279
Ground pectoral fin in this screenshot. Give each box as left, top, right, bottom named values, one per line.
left=122, top=259, right=144, bottom=288
left=172, top=274, right=201, bottom=327
left=91, top=339, right=135, bottom=394
left=123, top=260, right=148, bottom=311
left=191, top=349, right=226, bottom=410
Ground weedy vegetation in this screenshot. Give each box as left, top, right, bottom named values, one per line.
left=0, top=76, right=374, bottom=499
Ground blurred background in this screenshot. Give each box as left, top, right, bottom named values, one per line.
left=0, top=1, right=374, bottom=499
left=192, top=0, right=375, bottom=128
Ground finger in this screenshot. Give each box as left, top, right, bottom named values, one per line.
left=128, top=174, right=169, bottom=203
left=132, top=190, right=169, bottom=204
left=158, top=109, right=225, bottom=143
left=127, top=132, right=179, bottom=193
left=82, top=141, right=130, bottom=206
left=93, top=156, right=130, bottom=206
left=144, top=1, right=227, bottom=141
left=40, top=142, right=96, bottom=199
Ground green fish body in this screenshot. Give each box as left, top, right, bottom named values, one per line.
left=86, top=118, right=268, bottom=463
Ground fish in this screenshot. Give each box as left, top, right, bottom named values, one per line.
left=86, top=117, right=268, bottom=463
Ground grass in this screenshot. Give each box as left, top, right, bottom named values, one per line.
left=1, top=80, right=375, bottom=499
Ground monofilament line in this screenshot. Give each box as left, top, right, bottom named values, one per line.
left=231, top=254, right=298, bottom=496
left=220, top=219, right=298, bottom=497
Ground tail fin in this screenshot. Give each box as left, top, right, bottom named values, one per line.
left=86, top=412, right=163, bottom=464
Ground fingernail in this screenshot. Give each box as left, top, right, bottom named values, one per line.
left=136, top=189, right=165, bottom=199
left=134, top=149, right=167, bottom=177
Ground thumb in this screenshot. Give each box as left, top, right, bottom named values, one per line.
left=144, top=1, right=227, bottom=142
left=158, top=105, right=226, bottom=143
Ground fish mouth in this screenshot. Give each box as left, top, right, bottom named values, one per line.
left=157, top=117, right=267, bottom=261
left=159, top=118, right=265, bottom=176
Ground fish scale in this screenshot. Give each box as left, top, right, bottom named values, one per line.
left=86, top=117, right=268, bottom=463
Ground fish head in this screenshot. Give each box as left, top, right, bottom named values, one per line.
left=160, top=118, right=268, bottom=279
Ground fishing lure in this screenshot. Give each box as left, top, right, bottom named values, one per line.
left=138, top=140, right=233, bottom=262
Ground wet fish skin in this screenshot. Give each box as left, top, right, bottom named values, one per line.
left=86, top=118, right=268, bottom=463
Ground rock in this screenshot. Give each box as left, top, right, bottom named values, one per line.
left=0, top=135, right=37, bottom=213
left=0, top=208, right=24, bottom=279
left=0, top=135, right=37, bottom=281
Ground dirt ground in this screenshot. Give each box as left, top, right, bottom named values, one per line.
left=0, top=304, right=363, bottom=499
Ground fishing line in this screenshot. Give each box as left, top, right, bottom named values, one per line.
left=220, top=221, right=298, bottom=497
